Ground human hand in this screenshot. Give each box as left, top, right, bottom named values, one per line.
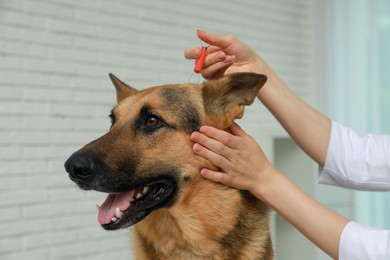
left=190, top=123, right=273, bottom=193
left=184, top=30, right=266, bottom=79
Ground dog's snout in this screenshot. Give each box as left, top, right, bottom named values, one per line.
left=64, top=154, right=95, bottom=183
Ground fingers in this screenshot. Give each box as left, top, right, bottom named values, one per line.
left=191, top=130, right=232, bottom=159
left=206, top=45, right=222, bottom=54
left=184, top=47, right=202, bottom=60
left=192, top=142, right=231, bottom=169
left=184, top=42, right=222, bottom=60
left=203, top=51, right=227, bottom=66
left=201, top=53, right=235, bottom=79
left=184, top=30, right=238, bottom=79
left=185, top=47, right=235, bottom=79
left=199, top=168, right=229, bottom=185
left=197, top=125, right=241, bottom=149
left=196, top=30, right=233, bottom=50
left=230, top=123, right=246, bottom=137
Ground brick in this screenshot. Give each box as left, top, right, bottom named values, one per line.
left=48, top=18, right=97, bottom=37
left=0, top=146, right=22, bottom=160
left=22, top=145, right=68, bottom=159
left=97, top=1, right=138, bottom=16
left=50, top=214, right=99, bottom=231
left=25, top=174, right=66, bottom=189
left=51, top=74, right=104, bottom=89
left=77, top=225, right=119, bottom=240
left=0, top=24, right=20, bottom=40
left=0, top=56, right=22, bottom=70
left=0, top=189, right=48, bottom=207
left=0, top=101, right=48, bottom=116
left=0, top=41, right=47, bottom=58
left=74, top=37, right=120, bottom=52
left=0, top=175, right=25, bottom=190
left=0, top=0, right=23, bottom=11
left=21, top=28, right=73, bottom=47
left=0, top=218, right=51, bottom=237
left=22, top=117, right=72, bottom=131
left=0, top=237, right=23, bottom=253
left=74, top=9, right=99, bottom=23
left=0, top=207, right=21, bottom=222
left=50, top=47, right=97, bottom=64
left=48, top=103, right=104, bottom=117
left=0, top=160, right=46, bottom=175
left=24, top=0, right=74, bottom=19
left=0, top=9, right=46, bottom=29
left=0, top=70, right=51, bottom=87
left=49, top=0, right=97, bottom=9
left=22, top=198, right=98, bottom=219
left=74, top=89, right=113, bottom=104
left=23, top=230, right=77, bottom=249
left=50, top=240, right=101, bottom=259
left=48, top=187, right=91, bottom=202
left=22, top=87, right=73, bottom=102
left=0, top=117, right=22, bottom=130
left=49, top=131, right=98, bottom=144
left=23, top=58, right=77, bottom=74
left=73, top=118, right=108, bottom=131
left=0, top=248, right=48, bottom=260
left=81, top=250, right=134, bottom=260
left=0, top=86, right=22, bottom=100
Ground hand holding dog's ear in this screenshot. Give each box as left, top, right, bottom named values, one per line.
left=184, top=30, right=265, bottom=79
left=202, top=73, right=267, bottom=129
left=191, top=123, right=271, bottom=193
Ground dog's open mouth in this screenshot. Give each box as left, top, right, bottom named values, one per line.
left=97, top=179, right=176, bottom=230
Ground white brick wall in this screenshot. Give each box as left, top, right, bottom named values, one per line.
left=0, top=0, right=316, bottom=259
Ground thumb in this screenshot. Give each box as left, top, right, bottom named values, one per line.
left=230, top=122, right=246, bottom=137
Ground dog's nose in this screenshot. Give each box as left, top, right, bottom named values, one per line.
left=64, top=153, right=95, bottom=183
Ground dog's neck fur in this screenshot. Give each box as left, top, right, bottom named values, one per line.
left=133, top=180, right=273, bottom=260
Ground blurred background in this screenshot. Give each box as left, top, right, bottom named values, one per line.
left=0, top=0, right=388, bottom=259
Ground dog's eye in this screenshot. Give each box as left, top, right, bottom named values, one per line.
left=145, top=115, right=162, bottom=128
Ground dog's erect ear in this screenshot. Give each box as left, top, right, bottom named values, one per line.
left=202, top=72, right=267, bottom=129
left=109, top=73, right=138, bottom=103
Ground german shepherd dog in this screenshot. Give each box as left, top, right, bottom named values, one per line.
left=64, top=72, right=273, bottom=259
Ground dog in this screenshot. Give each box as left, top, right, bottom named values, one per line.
left=64, top=72, right=273, bottom=259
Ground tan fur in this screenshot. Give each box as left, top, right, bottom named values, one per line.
left=65, top=73, right=273, bottom=259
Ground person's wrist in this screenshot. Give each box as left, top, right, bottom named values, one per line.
left=247, top=163, right=275, bottom=200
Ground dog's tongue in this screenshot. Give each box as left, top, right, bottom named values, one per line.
left=97, top=191, right=135, bottom=225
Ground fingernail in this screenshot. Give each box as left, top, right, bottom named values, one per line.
left=190, top=131, right=199, bottom=140
left=199, top=126, right=208, bottom=134
left=216, top=51, right=226, bottom=60
left=200, top=168, right=209, bottom=177
left=193, top=49, right=201, bottom=58
left=224, top=55, right=235, bottom=63
left=193, top=143, right=202, bottom=153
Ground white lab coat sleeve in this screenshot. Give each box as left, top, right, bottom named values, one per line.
left=318, top=121, right=390, bottom=191
left=339, top=221, right=390, bottom=260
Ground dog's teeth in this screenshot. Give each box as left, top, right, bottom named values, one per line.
left=96, top=204, right=101, bottom=211
left=115, top=208, right=123, bottom=218
left=143, top=186, right=149, bottom=194
left=136, top=193, right=142, bottom=199
left=111, top=217, right=117, bottom=222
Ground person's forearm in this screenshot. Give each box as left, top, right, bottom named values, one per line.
left=252, top=168, right=350, bottom=259
left=256, top=58, right=331, bottom=166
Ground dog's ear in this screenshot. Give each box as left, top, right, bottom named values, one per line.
left=202, top=72, right=267, bottom=129
left=109, top=73, right=138, bottom=103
